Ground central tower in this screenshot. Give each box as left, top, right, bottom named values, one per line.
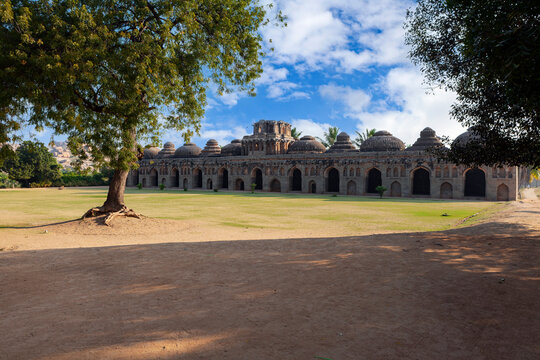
left=241, top=120, right=295, bottom=156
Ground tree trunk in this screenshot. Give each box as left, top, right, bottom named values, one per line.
left=102, top=169, right=129, bottom=212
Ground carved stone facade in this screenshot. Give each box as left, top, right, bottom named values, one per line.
left=130, top=120, right=526, bottom=201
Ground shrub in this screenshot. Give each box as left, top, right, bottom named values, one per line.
left=0, top=171, right=20, bottom=188
left=159, top=183, right=165, bottom=190
left=250, top=183, right=256, bottom=193
left=213, top=188, right=218, bottom=192
left=183, top=187, right=188, bottom=191
left=137, top=183, right=142, bottom=190
left=375, top=185, right=387, bottom=199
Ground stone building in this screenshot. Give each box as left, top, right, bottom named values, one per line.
left=130, top=120, right=527, bottom=201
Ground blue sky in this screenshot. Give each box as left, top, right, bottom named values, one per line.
left=24, top=0, right=466, bottom=148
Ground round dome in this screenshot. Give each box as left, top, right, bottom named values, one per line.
left=157, top=141, right=175, bottom=158
left=406, top=127, right=443, bottom=151
left=327, top=132, right=357, bottom=153
left=453, top=128, right=482, bottom=147
left=288, top=135, right=326, bottom=154
left=221, top=139, right=242, bottom=156
left=201, top=139, right=221, bottom=156
left=360, top=130, right=405, bottom=152
left=174, top=143, right=202, bottom=158
left=143, top=146, right=160, bottom=159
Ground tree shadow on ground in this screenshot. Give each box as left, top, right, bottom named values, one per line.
left=0, top=220, right=538, bottom=360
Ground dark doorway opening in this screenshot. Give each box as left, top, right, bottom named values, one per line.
left=252, top=168, right=263, bottom=190
left=366, top=168, right=381, bottom=193
left=310, top=181, right=316, bottom=193
left=465, top=168, right=486, bottom=197
left=235, top=179, right=244, bottom=191
left=220, top=169, right=229, bottom=189
left=270, top=179, right=281, bottom=192
left=150, top=169, right=158, bottom=187
left=173, top=169, right=179, bottom=187
left=327, top=168, right=339, bottom=192
left=291, top=169, right=302, bottom=191
left=194, top=169, right=202, bottom=188
left=412, top=168, right=430, bottom=195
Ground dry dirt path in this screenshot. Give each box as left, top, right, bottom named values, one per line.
left=0, top=198, right=538, bottom=360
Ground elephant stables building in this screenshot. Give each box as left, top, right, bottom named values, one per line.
left=130, top=120, right=528, bottom=201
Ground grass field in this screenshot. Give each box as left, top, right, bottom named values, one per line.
left=0, top=187, right=505, bottom=235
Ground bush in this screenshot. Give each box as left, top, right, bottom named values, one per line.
left=213, top=188, right=218, bottom=192
left=137, top=183, right=142, bottom=190
left=61, top=170, right=111, bottom=187
left=0, top=171, right=20, bottom=188
left=159, top=183, right=165, bottom=190
left=251, top=183, right=256, bottom=193
left=375, top=185, right=387, bottom=199
left=183, top=187, right=188, bottom=191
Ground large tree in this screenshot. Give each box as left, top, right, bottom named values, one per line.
left=1, top=0, right=279, bottom=219
left=405, top=0, right=539, bottom=168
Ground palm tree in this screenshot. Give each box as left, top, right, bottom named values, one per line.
left=291, top=127, right=302, bottom=140
left=353, top=128, right=376, bottom=148
left=317, top=126, right=340, bottom=148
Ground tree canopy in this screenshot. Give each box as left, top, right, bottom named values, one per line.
left=317, top=126, right=339, bottom=149
left=1, top=0, right=279, bottom=214
left=405, top=0, right=539, bottom=168
left=2, top=141, right=61, bottom=187
left=354, top=128, right=376, bottom=148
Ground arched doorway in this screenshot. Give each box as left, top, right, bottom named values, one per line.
left=464, top=168, right=486, bottom=197
left=390, top=181, right=401, bottom=197
left=309, top=181, right=316, bottom=193
left=412, top=168, right=430, bottom=195
left=252, top=168, right=263, bottom=190
left=193, top=169, right=202, bottom=188
left=206, top=178, right=213, bottom=190
left=172, top=168, right=179, bottom=187
left=497, top=183, right=509, bottom=201
left=440, top=182, right=453, bottom=199
left=219, top=168, right=229, bottom=189
left=161, top=178, right=166, bottom=186
left=270, top=179, right=281, bottom=192
left=366, top=168, right=381, bottom=193
left=235, top=178, right=245, bottom=191
left=183, top=178, right=188, bottom=189
left=347, top=180, right=356, bottom=195
left=291, top=168, right=302, bottom=191
left=327, top=168, right=339, bottom=192
left=150, top=169, right=158, bottom=187
left=142, top=178, right=147, bottom=187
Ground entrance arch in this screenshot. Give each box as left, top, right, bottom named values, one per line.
left=464, top=168, right=486, bottom=197
left=172, top=168, right=179, bottom=187
left=347, top=180, right=356, bottom=195
left=235, top=178, right=245, bottom=191
left=183, top=178, right=188, bottom=189
left=251, top=168, right=263, bottom=190
left=440, top=182, right=453, bottom=199
left=193, top=168, right=202, bottom=188
left=412, top=168, right=430, bottom=195
left=219, top=168, right=229, bottom=189
left=270, top=179, right=281, bottom=192
left=309, top=181, right=316, bottom=193
left=327, top=168, right=339, bottom=192
left=366, top=168, right=382, bottom=193
left=390, top=181, right=401, bottom=197
left=497, top=183, right=509, bottom=201
left=291, top=168, right=302, bottom=191
left=206, top=178, right=213, bottom=189
left=150, top=169, right=158, bottom=187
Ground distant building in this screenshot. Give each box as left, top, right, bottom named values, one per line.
left=130, top=120, right=528, bottom=201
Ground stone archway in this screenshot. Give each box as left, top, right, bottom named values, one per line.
left=219, top=168, right=229, bottom=189
left=150, top=169, right=158, bottom=187
left=347, top=180, right=356, bottom=195
left=206, top=178, right=213, bottom=190
left=497, top=183, right=509, bottom=201
left=251, top=168, right=263, bottom=190
left=291, top=168, right=302, bottom=191
left=270, top=179, right=281, bottom=192
left=183, top=178, right=188, bottom=189
left=327, top=168, right=339, bottom=192
left=309, top=181, right=316, bottom=193
left=390, top=181, right=401, bottom=197
left=412, top=168, right=430, bottom=195
left=172, top=168, right=179, bottom=187
left=366, top=168, right=381, bottom=193
left=465, top=168, right=486, bottom=197
left=235, top=179, right=245, bottom=191
left=440, top=182, right=453, bottom=199
left=193, top=169, right=202, bottom=188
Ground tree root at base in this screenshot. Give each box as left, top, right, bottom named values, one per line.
left=82, top=206, right=143, bottom=226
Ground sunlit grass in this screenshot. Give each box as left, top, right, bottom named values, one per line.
left=0, top=187, right=506, bottom=235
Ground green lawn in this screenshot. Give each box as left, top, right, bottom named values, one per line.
left=0, top=187, right=506, bottom=235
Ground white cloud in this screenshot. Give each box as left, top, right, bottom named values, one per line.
left=197, top=126, right=248, bottom=146
left=319, top=84, right=371, bottom=113
left=319, top=67, right=465, bottom=144
left=290, top=119, right=333, bottom=140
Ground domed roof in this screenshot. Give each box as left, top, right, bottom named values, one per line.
left=360, top=130, right=405, bottom=152
left=221, top=139, right=242, bottom=156
left=406, top=127, right=443, bottom=151
left=288, top=135, right=326, bottom=154
left=174, top=143, right=202, bottom=158
left=143, top=146, right=160, bottom=159
left=452, top=128, right=482, bottom=147
left=201, top=139, right=221, bottom=156
left=157, top=141, right=175, bottom=158
left=327, top=132, right=358, bottom=153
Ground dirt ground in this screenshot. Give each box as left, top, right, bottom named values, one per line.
left=0, top=194, right=539, bottom=359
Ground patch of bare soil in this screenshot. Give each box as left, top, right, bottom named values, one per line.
left=0, top=199, right=539, bottom=360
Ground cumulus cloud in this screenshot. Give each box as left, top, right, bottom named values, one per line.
left=290, top=119, right=334, bottom=140
left=197, top=126, right=248, bottom=146
left=319, top=84, right=371, bottom=113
